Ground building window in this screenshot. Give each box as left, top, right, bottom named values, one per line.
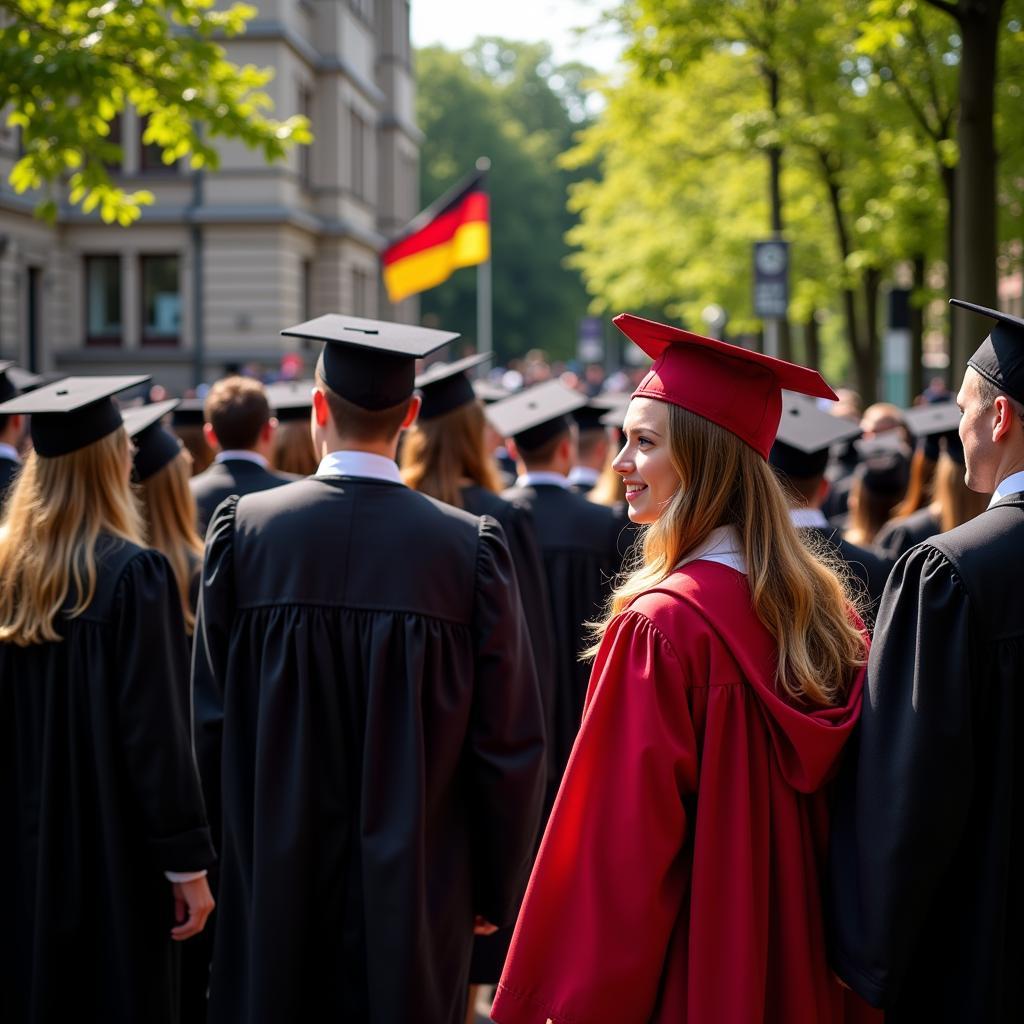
left=351, top=266, right=371, bottom=317
left=104, top=114, right=122, bottom=172
left=349, top=0, right=372, bottom=23
left=396, top=2, right=411, bottom=65
left=299, top=86, right=314, bottom=189
left=139, top=115, right=179, bottom=174
left=84, top=255, right=122, bottom=345
left=350, top=108, right=366, bottom=200
left=141, top=254, right=181, bottom=345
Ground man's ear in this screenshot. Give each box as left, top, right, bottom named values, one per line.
left=401, top=394, right=421, bottom=430
left=993, top=395, right=1017, bottom=444
left=312, top=388, right=330, bottom=428
left=817, top=477, right=831, bottom=505
left=558, top=435, right=573, bottom=463
left=506, top=437, right=520, bottom=462
left=203, top=422, right=220, bottom=451
left=261, top=417, right=278, bottom=443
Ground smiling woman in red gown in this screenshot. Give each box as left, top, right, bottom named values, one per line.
left=491, top=315, right=881, bottom=1024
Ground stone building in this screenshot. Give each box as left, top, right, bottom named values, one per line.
left=0, top=0, right=419, bottom=391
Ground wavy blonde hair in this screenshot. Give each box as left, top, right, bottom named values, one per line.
left=401, top=399, right=502, bottom=508
left=138, top=449, right=204, bottom=634
left=588, top=404, right=867, bottom=708
left=0, top=428, right=144, bottom=646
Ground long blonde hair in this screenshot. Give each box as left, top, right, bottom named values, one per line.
left=0, top=428, right=144, bottom=646
left=401, top=400, right=502, bottom=508
left=589, top=439, right=627, bottom=508
left=589, top=405, right=866, bottom=708
left=934, top=453, right=990, bottom=533
left=138, top=449, right=204, bottom=634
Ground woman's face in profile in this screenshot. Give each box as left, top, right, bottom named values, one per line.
left=613, top=397, right=680, bottom=524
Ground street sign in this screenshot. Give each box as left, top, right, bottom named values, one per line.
left=753, top=240, right=789, bottom=319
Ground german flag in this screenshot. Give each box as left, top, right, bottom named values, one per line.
left=382, top=169, right=490, bottom=303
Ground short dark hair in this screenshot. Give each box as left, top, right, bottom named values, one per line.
left=204, top=376, right=272, bottom=450
left=975, top=373, right=1024, bottom=421
left=316, top=371, right=412, bottom=443
left=517, top=425, right=572, bottom=468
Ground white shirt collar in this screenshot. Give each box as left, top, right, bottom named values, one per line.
left=516, top=470, right=572, bottom=490
left=0, top=443, right=21, bottom=464
left=567, top=465, right=601, bottom=488
left=677, top=525, right=747, bottom=576
left=789, top=506, right=830, bottom=529
left=316, top=450, right=404, bottom=485
left=215, top=450, right=269, bottom=469
left=989, top=469, right=1024, bottom=508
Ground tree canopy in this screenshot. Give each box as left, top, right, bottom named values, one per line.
left=0, top=0, right=310, bottom=224
left=415, top=39, right=595, bottom=362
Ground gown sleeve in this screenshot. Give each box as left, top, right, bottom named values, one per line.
left=827, top=543, right=975, bottom=1007
left=492, top=608, right=698, bottom=1024
left=190, top=495, right=239, bottom=852
left=499, top=500, right=558, bottom=791
left=467, top=515, right=548, bottom=928
left=113, top=548, right=216, bottom=873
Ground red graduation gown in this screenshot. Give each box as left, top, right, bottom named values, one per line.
left=492, top=560, right=880, bottom=1024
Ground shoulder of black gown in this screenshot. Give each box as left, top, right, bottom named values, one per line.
left=827, top=540, right=973, bottom=1008
left=874, top=508, right=940, bottom=560
left=113, top=544, right=215, bottom=872
left=191, top=494, right=240, bottom=848
left=467, top=512, right=547, bottom=926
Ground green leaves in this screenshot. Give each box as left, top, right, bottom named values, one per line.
left=0, top=0, right=311, bottom=224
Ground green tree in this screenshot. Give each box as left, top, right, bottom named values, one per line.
left=0, top=0, right=310, bottom=224
left=415, top=40, right=594, bottom=362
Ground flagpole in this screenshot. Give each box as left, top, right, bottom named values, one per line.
left=476, top=156, right=492, bottom=357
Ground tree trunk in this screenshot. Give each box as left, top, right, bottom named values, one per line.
left=818, top=151, right=872, bottom=400
left=764, top=64, right=792, bottom=359
left=910, top=253, right=926, bottom=399
left=862, top=266, right=882, bottom=405
left=939, top=162, right=958, bottom=367
left=803, top=313, right=820, bottom=371
left=947, top=0, right=1004, bottom=373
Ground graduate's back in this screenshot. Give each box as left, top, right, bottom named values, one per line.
left=194, top=475, right=545, bottom=1024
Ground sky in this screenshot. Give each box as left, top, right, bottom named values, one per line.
left=410, top=0, right=624, bottom=72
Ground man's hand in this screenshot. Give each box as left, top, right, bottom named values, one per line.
left=474, top=915, right=499, bottom=936
left=171, top=877, right=215, bottom=941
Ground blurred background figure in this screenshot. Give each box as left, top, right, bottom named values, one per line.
left=843, top=436, right=911, bottom=547
left=172, top=398, right=215, bottom=477
left=266, top=380, right=318, bottom=477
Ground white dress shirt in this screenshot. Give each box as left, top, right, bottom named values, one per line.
left=677, top=525, right=747, bottom=575
left=215, top=449, right=269, bottom=469
left=0, top=442, right=21, bottom=464
left=316, top=449, right=404, bottom=484
left=989, top=469, right=1024, bottom=508
left=788, top=507, right=830, bottom=529
left=515, top=470, right=572, bottom=490
left=567, top=465, right=601, bottom=489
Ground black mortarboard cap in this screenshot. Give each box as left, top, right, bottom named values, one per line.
left=486, top=380, right=588, bottom=450
left=903, top=401, right=964, bottom=465
left=266, top=380, right=315, bottom=423
left=770, top=393, right=862, bottom=479
left=172, top=397, right=206, bottom=428
left=415, top=353, right=492, bottom=421
left=0, top=361, right=17, bottom=404
left=473, top=379, right=511, bottom=404
left=573, top=393, right=627, bottom=432
left=599, top=395, right=632, bottom=430
left=122, top=399, right=183, bottom=482
left=950, top=298, right=1024, bottom=405
left=281, top=314, right=458, bottom=411
left=0, top=375, right=149, bottom=457
left=853, top=434, right=911, bottom=496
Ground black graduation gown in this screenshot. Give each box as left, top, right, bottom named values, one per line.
left=189, top=457, right=296, bottom=535
left=800, top=525, right=892, bottom=622
left=502, top=482, right=625, bottom=785
left=827, top=493, right=1024, bottom=1021
left=1, top=538, right=215, bottom=1024
left=873, top=506, right=941, bottom=560
left=0, top=454, right=19, bottom=512
left=193, top=476, right=546, bottom=1024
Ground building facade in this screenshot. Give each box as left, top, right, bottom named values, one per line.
left=0, top=0, right=419, bottom=391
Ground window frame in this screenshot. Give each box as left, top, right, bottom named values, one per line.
left=83, top=253, right=124, bottom=347
left=139, top=252, right=182, bottom=347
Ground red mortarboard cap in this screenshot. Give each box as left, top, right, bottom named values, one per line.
left=614, top=313, right=838, bottom=459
